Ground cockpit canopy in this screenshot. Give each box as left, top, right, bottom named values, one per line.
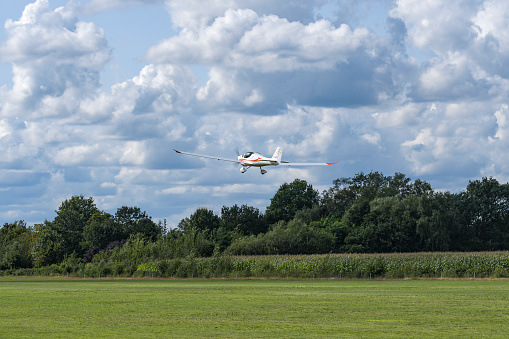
left=242, top=152, right=254, bottom=158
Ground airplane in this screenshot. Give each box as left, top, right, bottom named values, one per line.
left=173, top=147, right=337, bottom=174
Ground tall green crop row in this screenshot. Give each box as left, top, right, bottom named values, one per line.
left=149, top=252, right=509, bottom=279
left=3, top=252, right=509, bottom=279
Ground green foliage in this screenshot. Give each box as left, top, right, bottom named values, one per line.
left=223, top=233, right=267, bottom=256
left=221, top=204, right=267, bottom=235
left=321, top=172, right=432, bottom=219
left=31, top=222, right=65, bottom=267
left=70, top=252, right=509, bottom=279
left=115, top=206, right=162, bottom=240
left=416, top=192, right=459, bottom=251
left=459, top=177, right=509, bottom=250
left=52, top=195, right=99, bottom=255
left=167, top=227, right=215, bottom=258
left=265, top=179, right=319, bottom=224
left=81, top=212, right=120, bottom=250
left=59, top=253, right=83, bottom=275
left=343, top=196, right=420, bottom=253
left=5, top=172, right=509, bottom=277
left=136, top=263, right=159, bottom=276
left=178, top=208, right=221, bottom=233
left=308, top=217, right=347, bottom=252
left=0, top=221, right=33, bottom=269
left=108, top=234, right=152, bottom=268
left=209, top=226, right=233, bottom=252
left=227, top=219, right=336, bottom=255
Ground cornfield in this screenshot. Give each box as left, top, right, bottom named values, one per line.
left=6, top=252, right=509, bottom=279
left=139, top=252, right=509, bottom=279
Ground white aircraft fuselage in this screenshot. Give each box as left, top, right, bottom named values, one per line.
left=174, top=146, right=336, bottom=174
left=237, top=151, right=280, bottom=167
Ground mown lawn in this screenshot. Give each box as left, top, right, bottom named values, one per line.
left=0, top=278, right=508, bottom=338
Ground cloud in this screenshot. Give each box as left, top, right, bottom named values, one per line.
left=492, top=104, right=509, bottom=141
left=485, top=104, right=509, bottom=178
left=413, top=52, right=490, bottom=101
left=0, top=0, right=111, bottom=118
left=183, top=106, right=341, bottom=159
left=147, top=9, right=372, bottom=71
left=473, top=0, right=509, bottom=53
left=390, top=0, right=482, bottom=54
left=471, top=0, right=509, bottom=77
left=147, top=7, right=419, bottom=112
left=391, top=0, right=509, bottom=100
left=165, top=0, right=318, bottom=31
left=0, top=170, right=50, bottom=188
left=80, top=0, right=164, bottom=14
left=234, top=19, right=370, bottom=71
left=373, top=103, right=420, bottom=129
left=398, top=101, right=498, bottom=177
left=3, top=0, right=509, bottom=227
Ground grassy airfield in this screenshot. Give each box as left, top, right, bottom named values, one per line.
left=1, top=278, right=508, bottom=338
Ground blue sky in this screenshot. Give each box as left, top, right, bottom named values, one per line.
left=1, top=0, right=509, bottom=228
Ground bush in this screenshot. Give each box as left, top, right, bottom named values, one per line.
left=227, top=220, right=336, bottom=256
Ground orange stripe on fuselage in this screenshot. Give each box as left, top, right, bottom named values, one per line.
left=239, top=158, right=262, bottom=162
left=240, top=158, right=270, bottom=167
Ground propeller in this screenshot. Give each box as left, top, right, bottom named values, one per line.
left=233, top=147, right=249, bottom=173
left=233, top=147, right=241, bottom=168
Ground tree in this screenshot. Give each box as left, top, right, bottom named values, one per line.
left=52, top=195, right=99, bottom=256
left=309, top=217, right=348, bottom=252
left=0, top=220, right=28, bottom=243
left=31, top=222, right=65, bottom=267
left=221, top=204, right=267, bottom=235
left=320, top=177, right=359, bottom=219
left=342, top=196, right=420, bottom=253
left=165, top=227, right=214, bottom=258
left=416, top=192, right=460, bottom=251
left=179, top=208, right=222, bottom=233
left=335, top=173, right=434, bottom=253
left=209, top=226, right=233, bottom=252
left=0, top=221, right=33, bottom=269
left=115, top=206, right=162, bottom=240
left=459, top=177, right=509, bottom=250
left=82, top=211, right=122, bottom=250
left=321, top=172, right=432, bottom=219
left=177, top=208, right=226, bottom=253
left=265, top=179, right=319, bottom=224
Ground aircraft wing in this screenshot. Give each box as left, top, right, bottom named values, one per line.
left=278, top=162, right=337, bottom=166
left=173, top=149, right=241, bottom=163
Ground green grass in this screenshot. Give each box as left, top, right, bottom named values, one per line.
left=1, top=278, right=508, bottom=338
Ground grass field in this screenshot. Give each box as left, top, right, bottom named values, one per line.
left=1, top=278, right=508, bottom=338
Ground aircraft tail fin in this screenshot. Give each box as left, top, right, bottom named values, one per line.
left=271, top=147, right=283, bottom=164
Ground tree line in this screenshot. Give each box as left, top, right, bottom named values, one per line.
left=2, top=171, right=509, bottom=273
